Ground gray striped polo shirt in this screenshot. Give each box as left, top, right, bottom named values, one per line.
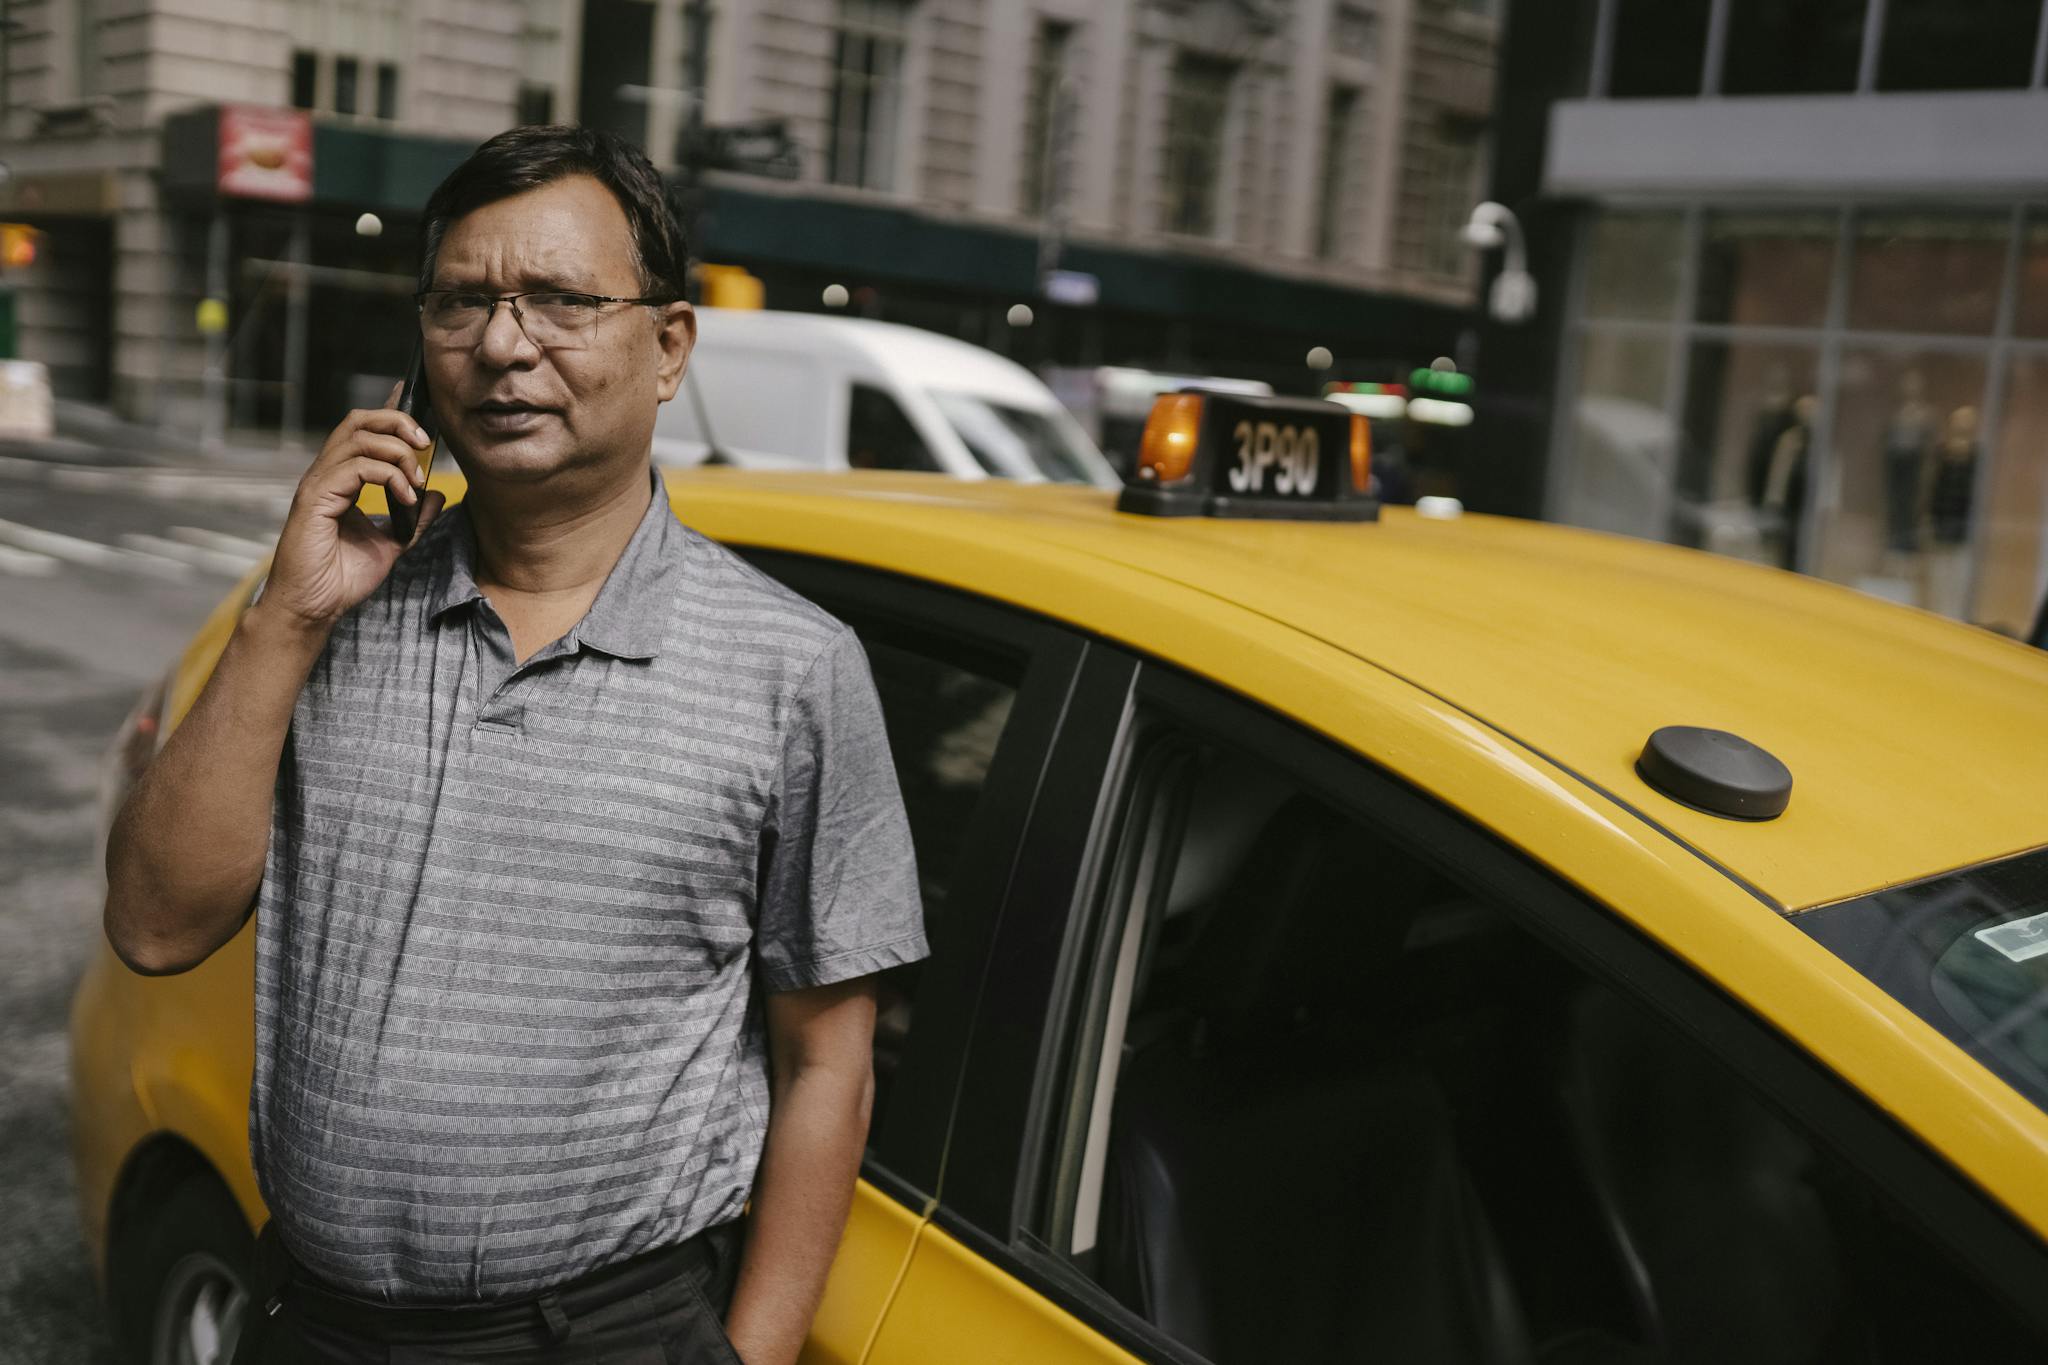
left=250, top=474, right=927, bottom=1302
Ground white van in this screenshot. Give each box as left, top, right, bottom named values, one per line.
left=652, top=308, right=1121, bottom=488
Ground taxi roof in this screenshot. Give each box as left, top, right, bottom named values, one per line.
left=653, top=468, right=2048, bottom=913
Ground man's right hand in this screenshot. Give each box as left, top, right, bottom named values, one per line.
left=262, top=389, right=445, bottom=631
left=103, top=391, right=446, bottom=975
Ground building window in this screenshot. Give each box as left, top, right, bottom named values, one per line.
left=375, top=62, right=398, bottom=120
left=290, top=50, right=318, bottom=111
left=1721, top=0, right=1867, bottom=96
left=1566, top=327, right=1677, bottom=540
left=1695, top=212, right=1837, bottom=328
left=1582, top=211, right=1687, bottom=319
left=1880, top=0, right=2037, bottom=92
left=1316, top=85, right=1359, bottom=261
left=827, top=0, right=909, bottom=191
left=1332, top=0, right=1379, bottom=61
left=1609, top=0, right=1711, bottom=97
left=333, top=56, right=359, bottom=117
left=1162, top=54, right=1236, bottom=238
left=1021, top=20, right=1075, bottom=218
left=1849, top=212, right=2007, bottom=336
left=518, top=83, right=555, bottom=126
left=1421, top=122, right=1484, bottom=277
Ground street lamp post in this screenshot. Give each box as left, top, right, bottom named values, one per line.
left=1459, top=200, right=1538, bottom=325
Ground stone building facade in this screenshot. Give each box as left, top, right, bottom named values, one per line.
left=0, top=0, right=1496, bottom=436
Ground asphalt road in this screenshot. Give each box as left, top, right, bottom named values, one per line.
left=0, top=452, right=295, bottom=1364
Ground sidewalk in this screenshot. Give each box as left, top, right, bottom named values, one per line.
left=0, top=398, right=310, bottom=476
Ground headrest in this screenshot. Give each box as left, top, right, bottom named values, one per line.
left=1175, top=796, right=1434, bottom=1042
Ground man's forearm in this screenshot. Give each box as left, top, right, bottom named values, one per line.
left=103, top=601, right=328, bottom=975
left=723, top=1060, right=874, bottom=1365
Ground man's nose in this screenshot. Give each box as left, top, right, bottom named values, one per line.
left=477, top=299, right=541, bottom=366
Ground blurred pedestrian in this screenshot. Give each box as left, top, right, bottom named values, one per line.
left=102, top=124, right=926, bottom=1365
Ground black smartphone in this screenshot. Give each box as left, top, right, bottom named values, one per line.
left=388, top=341, right=438, bottom=544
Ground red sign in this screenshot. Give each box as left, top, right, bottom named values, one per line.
left=217, top=105, right=313, bottom=202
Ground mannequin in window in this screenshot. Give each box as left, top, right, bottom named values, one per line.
left=1743, top=365, right=1798, bottom=512
left=1881, top=369, right=1938, bottom=565
left=1762, top=392, right=1816, bottom=573
left=1925, top=404, right=1980, bottom=619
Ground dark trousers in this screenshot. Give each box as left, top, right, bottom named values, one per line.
left=233, top=1220, right=747, bottom=1364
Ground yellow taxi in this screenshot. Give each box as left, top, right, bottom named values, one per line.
left=74, top=391, right=2048, bottom=1364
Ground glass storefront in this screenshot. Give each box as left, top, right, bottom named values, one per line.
left=1849, top=213, right=2006, bottom=335
left=1696, top=213, right=1835, bottom=328
left=1819, top=347, right=1987, bottom=611
left=1582, top=211, right=1686, bottom=320
left=1567, top=330, right=1674, bottom=538
left=1560, top=205, right=2048, bottom=636
left=1674, top=340, right=1821, bottom=568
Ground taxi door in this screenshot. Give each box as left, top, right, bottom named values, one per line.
left=737, top=552, right=1097, bottom=1365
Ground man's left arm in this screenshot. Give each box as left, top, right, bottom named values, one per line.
left=725, top=626, right=929, bottom=1365
left=723, top=977, right=878, bottom=1365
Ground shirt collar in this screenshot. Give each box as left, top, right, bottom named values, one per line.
left=424, top=469, right=679, bottom=662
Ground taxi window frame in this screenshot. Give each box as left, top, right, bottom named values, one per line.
left=925, top=657, right=2048, bottom=1363
left=734, top=548, right=1089, bottom=1208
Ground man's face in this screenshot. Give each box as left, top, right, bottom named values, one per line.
left=424, top=174, right=694, bottom=486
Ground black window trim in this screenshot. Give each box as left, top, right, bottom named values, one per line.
left=733, top=548, right=1090, bottom=1210
left=932, top=655, right=2048, bottom=1360
left=918, top=640, right=1139, bottom=1231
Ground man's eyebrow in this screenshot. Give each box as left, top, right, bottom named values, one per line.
left=426, top=272, right=605, bottom=292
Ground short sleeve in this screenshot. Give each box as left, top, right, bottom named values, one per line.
left=755, top=627, right=930, bottom=993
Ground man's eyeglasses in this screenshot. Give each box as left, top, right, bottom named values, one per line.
left=415, top=290, right=674, bottom=351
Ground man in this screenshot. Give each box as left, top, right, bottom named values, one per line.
left=102, top=125, right=927, bottom=1363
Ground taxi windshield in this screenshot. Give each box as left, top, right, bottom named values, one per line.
left=930, top=390, right=1104, bottom=485
left=1797, top=846, right=2048, bottom=1115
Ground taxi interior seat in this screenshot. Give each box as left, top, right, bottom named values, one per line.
left=1400, top=899, right=1865, bottom=1363
left=1095, top=796, right=1538, bottom=1365
left=1550, top=967, right=2042, bottom=1363
left=1552, top=984, right=1863, bottom=1365
left=1389, top=901, right=1657, bottom=1359
left=1384, top=896, right=2041, bottom=1365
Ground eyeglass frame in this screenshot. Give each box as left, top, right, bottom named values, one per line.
left=413, top=289, right=680, bottom=348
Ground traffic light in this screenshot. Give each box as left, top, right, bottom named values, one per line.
left=1409, top=366, right=1474, bottom=398
left=0, top=223, right=40, bottom=270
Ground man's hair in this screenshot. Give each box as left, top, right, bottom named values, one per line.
left=417, top=125, right=690, bottom=301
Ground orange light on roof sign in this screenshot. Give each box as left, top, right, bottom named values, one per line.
left=1136, top=392, right=1205, bottom=485
left=0, top=223, right=38, bottom=269
left=1349, top=413, right=1371, bottom=493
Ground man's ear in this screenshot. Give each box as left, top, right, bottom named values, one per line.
left=654, top=300, right=697, bottom=402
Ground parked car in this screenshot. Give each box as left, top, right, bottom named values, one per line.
left=652, top=307, right=1121, bottom=488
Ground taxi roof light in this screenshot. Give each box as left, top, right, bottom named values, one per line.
left=1135, top=392, right=1204, bottom=485
left=1118, top=389, right=1379, bottom=522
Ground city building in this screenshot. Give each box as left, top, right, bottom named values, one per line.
left=1482, top=0, right=2048, bottom=633
left=0, top=0, right=1498, bottom=444
left=0, top=0, right=566, bottom=433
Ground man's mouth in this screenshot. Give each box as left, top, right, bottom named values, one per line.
left=472, top=400, right=558, bottom=433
